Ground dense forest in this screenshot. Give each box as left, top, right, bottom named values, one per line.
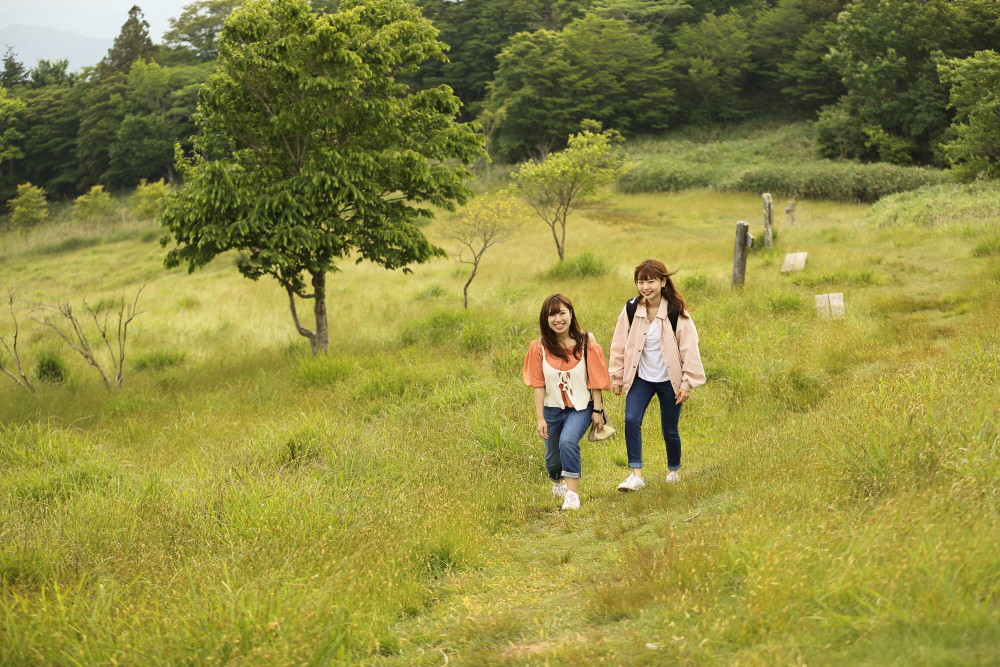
left=1, top=0, right=999, bottom=207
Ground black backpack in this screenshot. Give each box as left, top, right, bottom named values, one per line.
left=626, top=296, right=679, bottom=333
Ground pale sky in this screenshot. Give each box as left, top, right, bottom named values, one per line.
left=0, top=0, right=189, bottom=41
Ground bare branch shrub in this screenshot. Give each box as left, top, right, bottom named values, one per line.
left=29, top=286, right=145, bottom=392
left=443, top=192, right=522, bottom=309
left=0, top=281, right=34, bottom=392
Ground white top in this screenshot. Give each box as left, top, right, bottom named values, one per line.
left=637, top=318, right=670, bottom=383
left=540, top=345, right=591, bottom=410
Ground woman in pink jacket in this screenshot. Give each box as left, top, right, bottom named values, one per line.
left=608, top=259, right=706, bottom=491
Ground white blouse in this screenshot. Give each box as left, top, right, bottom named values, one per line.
left=637, top=319, right=670, bottom=383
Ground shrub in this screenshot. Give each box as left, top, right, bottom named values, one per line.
left=866, top=182, right=1000, bottom=228
left=73, top=185, right=115, bottom=222
left=815, top=101, right=871, bottom=161
left=973, top=235, right=1000, bottom=258
left=766, top=292, right=802, bottom=313
left=130, top=179, right=171, bottom=221
left=680, top=273, right=711, bottom=291
left=546, top=250, right=610, bottom=279
left=34, top=351, right=68, bottom=383
left=298, top=354, right=357, bottom=386
left=133, top=349, right=186, bottom=372
left=731, top=162, right=949, bottom=203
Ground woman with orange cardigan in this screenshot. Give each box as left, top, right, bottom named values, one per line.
left=608, top=259, right=706, bottom=491
left=523, top=294, right=612, bottom=510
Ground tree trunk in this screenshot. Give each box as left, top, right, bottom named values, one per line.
left=311, top=270, right=328, bottom=355
left=463, top=265, right=477, bottom=310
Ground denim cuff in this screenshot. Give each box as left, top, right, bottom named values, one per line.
left=561, top=471, right=581, bottom=479
left=668, top=464, right=681, bottom=471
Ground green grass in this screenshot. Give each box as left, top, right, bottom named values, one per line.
left=619, top=121, right=950, bottom=202
left=1, top=175, right=999, bottom=665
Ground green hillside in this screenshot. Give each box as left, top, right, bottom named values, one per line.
left=2, top=181, right=999, bottom=664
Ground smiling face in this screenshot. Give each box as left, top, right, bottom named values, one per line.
left=636, top=277, right=667, bottom=300
left=547, top=303, right=572, bottom=337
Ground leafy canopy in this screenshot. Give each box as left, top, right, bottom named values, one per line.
left=160, top=0, right=485, bottom=322
left=9, top=182, right=48, bottom=233
left=939, top=50, right=1000, bottom=181
left=74, top=185, right=115, bottom=222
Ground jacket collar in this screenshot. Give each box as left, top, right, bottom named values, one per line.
left=636, top=298, right=668, bottom=321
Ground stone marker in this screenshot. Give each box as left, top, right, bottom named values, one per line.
left=785, top=200, right=796, bottom=226
left=781, top=252, right=808, bottom=272
left=815, top=293, right=845, bottom=318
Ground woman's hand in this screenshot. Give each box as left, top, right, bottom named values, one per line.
left=675, top=388, right=690, bottom=404
left=612, top=384, right=623, bottom=396
left=591, top=410, right=605, bottom=431
left=537, top=419, right=549, bottom=440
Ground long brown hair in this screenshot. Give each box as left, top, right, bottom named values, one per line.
left=634, top=259, right=690, bottom=318
left=539, top=293, right=585, bottom=361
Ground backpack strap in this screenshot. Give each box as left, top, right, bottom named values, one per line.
left=625, top=297, right=639, bottom=329
left=627, top=296, right=679, bottom=333
left=667, top=301, right=679, bottom=333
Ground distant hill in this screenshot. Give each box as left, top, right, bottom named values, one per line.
left=0, top=24, right=113, bottom=72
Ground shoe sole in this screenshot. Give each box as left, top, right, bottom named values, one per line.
left=617, top=485, right=645, bottom=492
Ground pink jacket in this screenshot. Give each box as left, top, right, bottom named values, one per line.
left=608, top=299, right=706, bottom=395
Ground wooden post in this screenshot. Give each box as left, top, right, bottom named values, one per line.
left=732, top=221, right=750, bottom=289
left=763, top=193, right=773, bottom=249
left=784, top=200, right=796, bottom=226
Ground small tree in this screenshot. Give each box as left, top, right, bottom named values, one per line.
left=513, top=129, right=628, bottom=260
left=443, top=192, right=522, bottom=309
left=131, top=178, right=171, bottom=221
left=29, top=286, right=145, bottom=392
left=8, top=183, right=48, bottom=246
left=74, top=185, right=115, bottom=222
left=0, top=282, right=33, bottom=393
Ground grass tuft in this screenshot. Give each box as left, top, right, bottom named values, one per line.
left=545, top=250, right=610, bottom=279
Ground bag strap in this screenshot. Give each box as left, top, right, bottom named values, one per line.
left=627, top=296, right=679, bottom=333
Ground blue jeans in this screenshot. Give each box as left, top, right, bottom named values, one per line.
left=625, top=376, right=682, bottom=470
left=542, top=401, right=593, bottom=480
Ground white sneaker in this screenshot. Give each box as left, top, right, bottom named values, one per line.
left=617, top=475, right=646, bottom=492
left=665, top=471, right=680, bottom=483
left=561, top=490, right=580, bottom=510
left=551, top=480, right=568, bottom=497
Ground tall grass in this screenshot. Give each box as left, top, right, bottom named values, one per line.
left=1, top=176, right=998, bottom=664
left=619, top=122, right=950, bottom=202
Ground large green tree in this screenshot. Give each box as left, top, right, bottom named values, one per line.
left=828, top=0, right=961, bottom=164
left=1, top=47, right=27, bottom=89
left=160, top=0, right=486, bottom=354
left=0, top=87, right=25, bottom=203
left=939, top=50, right=1000, bottom=181
left=411, top=0, right=591, bottom=115
left=163, top=0, right=242, bottom=60
left=100, top=5, right=157, bottom=76
left=488, top=15, right=674, bottom=160
left=670, top=11, right=752, bottom=123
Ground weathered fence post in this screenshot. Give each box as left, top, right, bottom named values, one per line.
left=763, top=193, right=773, bottom=249
left=732, top=221, right=751, bottom=289
left=785, top=200, right=796, bottom=226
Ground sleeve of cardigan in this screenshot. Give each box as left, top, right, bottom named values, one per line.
left=608, top=308, right=629, bottom=386
left=677, top=313, right=706, bottom=391
left=522, top=340, right=545, bottom=388
left=586, top=340, right=612, bottom=390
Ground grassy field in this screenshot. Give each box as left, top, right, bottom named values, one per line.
left=1, top=178, right=999, bottom=665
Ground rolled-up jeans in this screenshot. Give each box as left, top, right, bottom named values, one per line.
left=624, top=376, right=682, bottom=470
left=542, top=401, right=593, bottom=480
